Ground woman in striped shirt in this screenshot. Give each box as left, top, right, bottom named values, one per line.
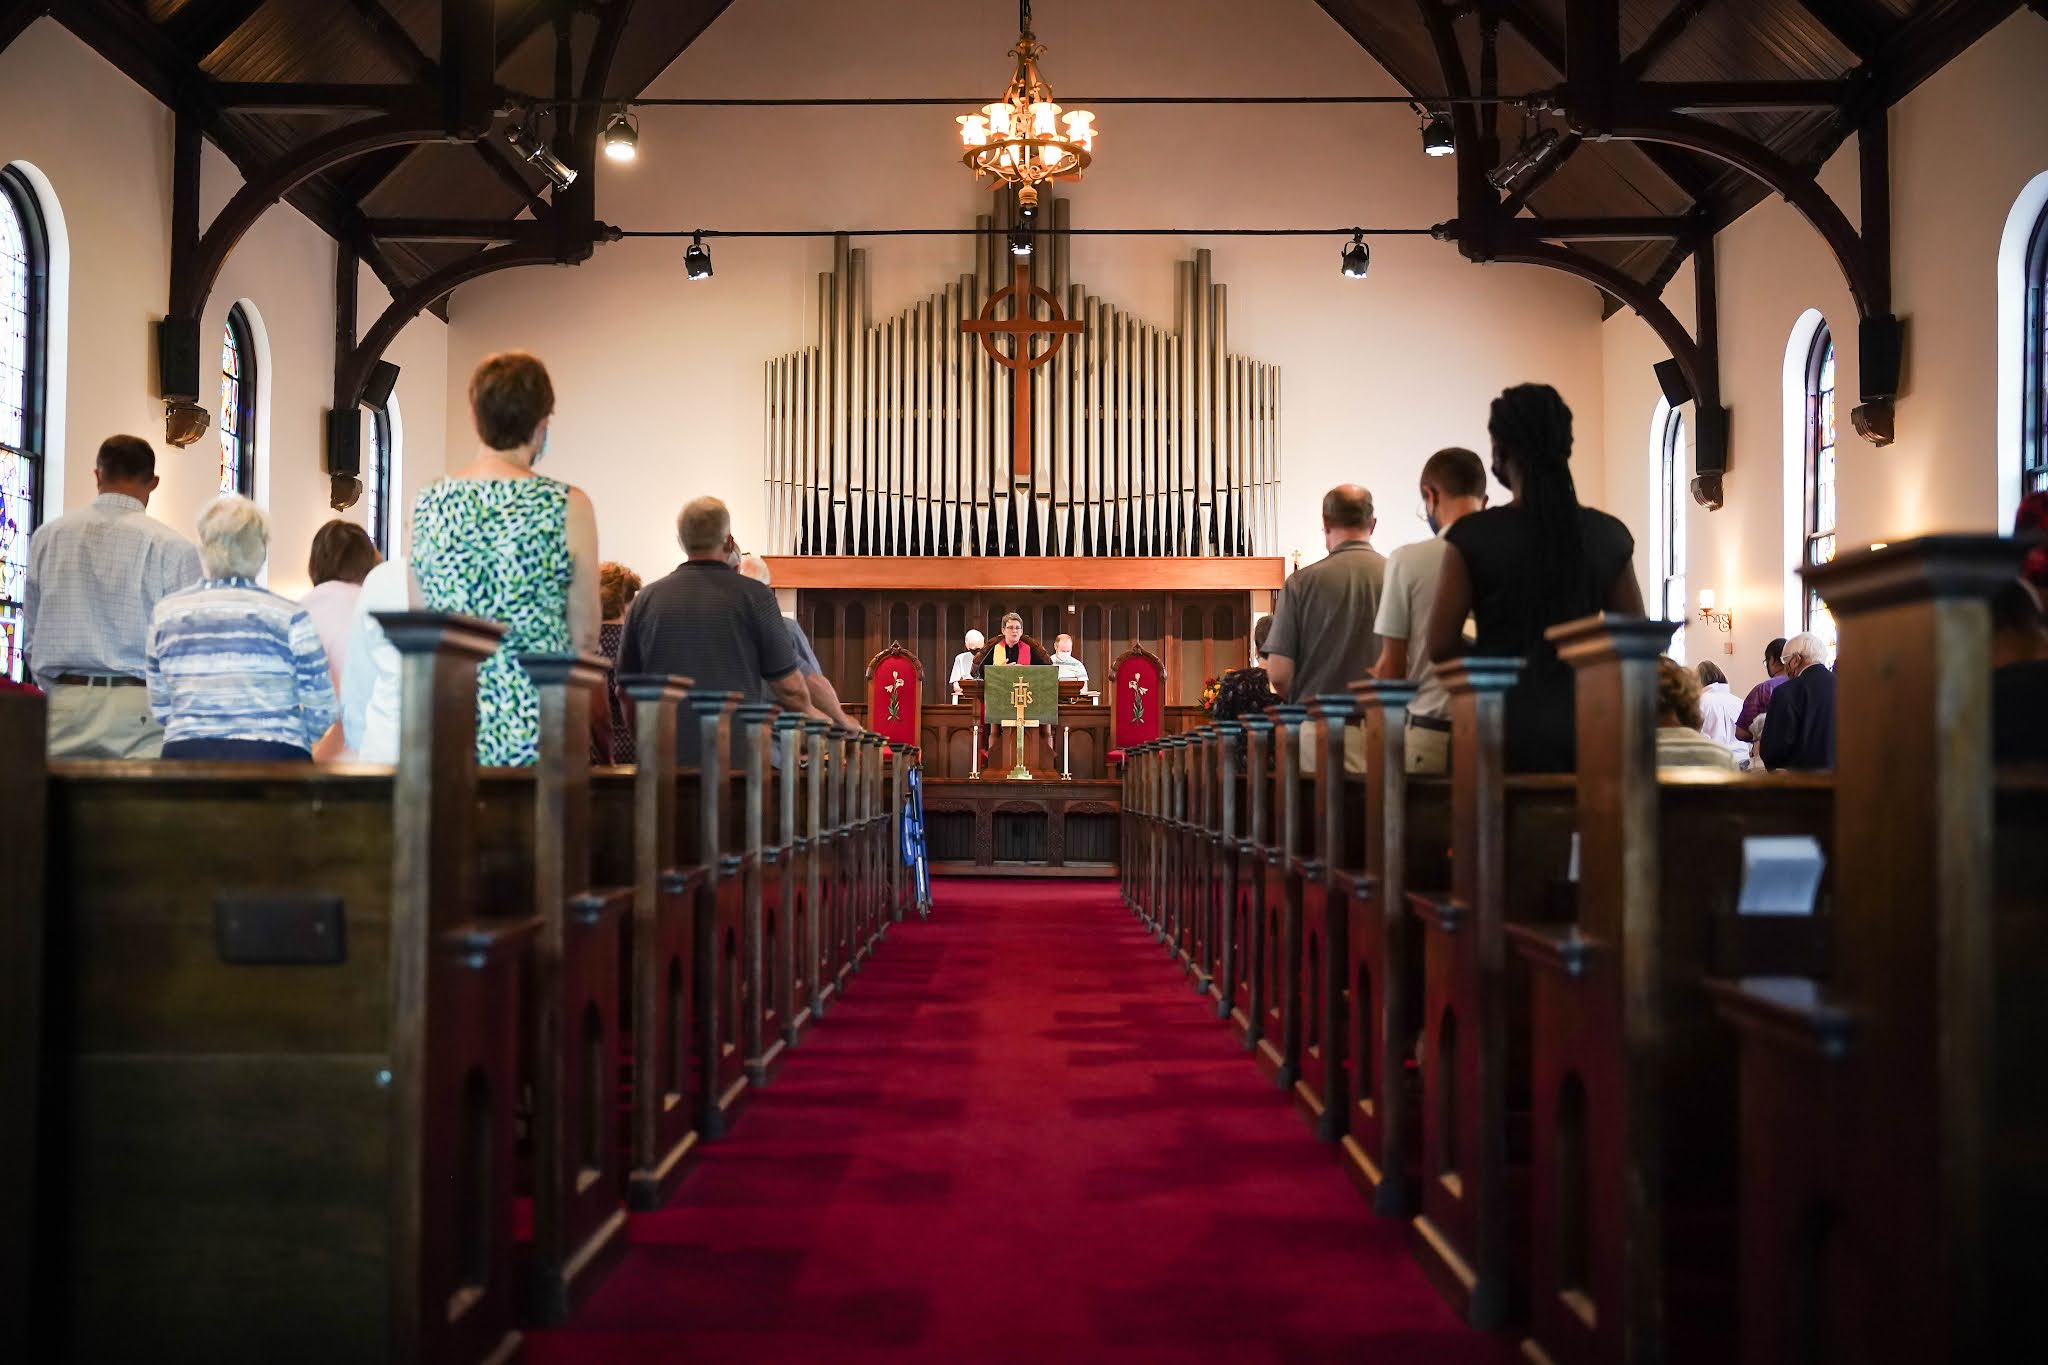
left=145, top=495, right=335, bottom=760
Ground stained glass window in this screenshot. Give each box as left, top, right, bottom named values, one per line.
left=2025, top=205, right=2047, bottom=500
left=366, top=404, right=393, bottom=554
left=219, top=305, right=256, bottom=498
left=1658, top=407, right=1687, bottom=663
left=1803, top=325, right=1838, bottom=663
left=1, top=168, right=48, bottom=683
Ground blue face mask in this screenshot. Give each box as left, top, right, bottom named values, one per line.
left=531, top=424, right=550, bottom=467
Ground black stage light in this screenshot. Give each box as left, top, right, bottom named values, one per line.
left=1340, top=230, right=1370, bottom=279
left=684, top=231, right=713, bottom=280
left=1487, top=126, right=1561, bottom=194
left=1421, top=110, right=1455, bottom=157
left=602, top=111, right=639, bottom=163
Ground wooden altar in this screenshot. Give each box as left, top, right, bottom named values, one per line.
left=765, top=554, right=1275, bottom=877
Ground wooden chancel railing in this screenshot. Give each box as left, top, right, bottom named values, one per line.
left=765, top=194, right=1282, bottom=559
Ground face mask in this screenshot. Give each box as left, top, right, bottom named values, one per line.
left=1423, top=496, right=1440, bottom=535
left=531, top=424, right=550, bottom=467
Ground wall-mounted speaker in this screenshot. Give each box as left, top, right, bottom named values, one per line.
left=361, top=360, right=400, bottom=411
left=156, top=317, right=201, bottom=400
left=1653, top=358, right=1692, bottom=408
left=326, top=408, right=362, bottom=478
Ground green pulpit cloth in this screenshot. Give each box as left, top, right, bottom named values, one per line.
left=985, top=664, right=1059, bottom=779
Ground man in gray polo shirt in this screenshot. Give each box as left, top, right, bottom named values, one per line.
left=1371, top=447, right=1487, bottom=775
left=618, top=496, right=809, bottom=765
left=1265, top=484, right=1385, bottom=773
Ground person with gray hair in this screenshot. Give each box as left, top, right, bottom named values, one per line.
left=737, top=551, right=859, bottom=730
left=1759, top=630, right=1836, bottom=771
left=949, top=628, right=986, bottom=702
left=618, top=497, right=808, bottom=765
left=144, top=495, right=335, bottom=760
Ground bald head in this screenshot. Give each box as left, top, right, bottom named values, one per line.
left=1321, top=483, right=1376, bottom=550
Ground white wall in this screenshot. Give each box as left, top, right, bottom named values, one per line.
left=442, top=0, right=1609, bottom=582
left=0, top=17, right=451, bottom=599
left=1599, top=12, right=2048, bottom=683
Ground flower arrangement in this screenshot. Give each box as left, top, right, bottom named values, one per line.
left=1199, top=675, right=1222, bottom=716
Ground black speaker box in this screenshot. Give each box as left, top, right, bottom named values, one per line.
left=1652, top=357, right=1692, bottom=409
left=362, top=360, right=401, bottom=411
left=155, top=316, right=201, bottom=400
left=326, top=408, right=362, bottom=477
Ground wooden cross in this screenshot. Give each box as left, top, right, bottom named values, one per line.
left=961, top=260, right=1084, bottom=482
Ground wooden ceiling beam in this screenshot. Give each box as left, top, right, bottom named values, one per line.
left=160, top=0, right=266, bottom=62
left=209, top=81, right=429, bottom=113
left=1621, top=0, right=1709, bottom=80
left=363, top=217, right=555, bottom=243
left=343, top=0, right=436, bottom=81
left=1791, top=0, right=1893, bottom=61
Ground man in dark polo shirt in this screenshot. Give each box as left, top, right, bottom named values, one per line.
left=1264, top=483, right=1386, bottom=773
left=618, top=496, right=808, bottom=764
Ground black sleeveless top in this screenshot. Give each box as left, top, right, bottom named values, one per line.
left=1443, top=504, right=1635, bottom=773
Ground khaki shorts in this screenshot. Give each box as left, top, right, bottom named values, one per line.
left=1404, top=720, right=1449, bottom=776
left=47, top=683, right=164, bottom=760
left=1296, top=721, right=1370, bottom=776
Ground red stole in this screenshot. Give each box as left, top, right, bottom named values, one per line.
left=990, top=642, right=1032, bottom=666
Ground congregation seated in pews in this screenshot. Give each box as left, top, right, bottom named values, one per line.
left=1122, top=525, right=2043, bottom=1360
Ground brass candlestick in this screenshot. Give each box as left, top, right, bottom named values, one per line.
left=1007, top=677, right=1035, bottom=781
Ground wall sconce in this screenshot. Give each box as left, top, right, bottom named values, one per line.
left=1697, top=588, right=1734, bottom=634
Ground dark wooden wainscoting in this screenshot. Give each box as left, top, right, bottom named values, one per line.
left=921, top=779, right=1121, bottom=878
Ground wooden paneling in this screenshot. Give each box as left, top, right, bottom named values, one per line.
left=798, top=588, right=1248, bottom=709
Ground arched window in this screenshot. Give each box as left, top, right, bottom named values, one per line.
left=365, top=404, right=394, bottom=554
left=219, top=304, right=257, bottom=498
left=1802, top=325, right=1838, bottom=659
left=1655, top=403, right=1687, bottom=663
left=1, top=166, right=49, bottom=682
left=2025, top=205, right=2047, bottom=499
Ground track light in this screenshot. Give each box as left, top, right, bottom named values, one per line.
left=1486, top=126, right=1561, bottom=194
left=1340, top=230, right=1369, bottom=279
left=1008, top=225, right=1034, bottom=257
left=684, top=231, right=713, bottom=280
left=1421, top=109, right=1455, bottom=157
left=602, top=111, right=638, bottom=162
left=507, top=112, right=577, bottom=191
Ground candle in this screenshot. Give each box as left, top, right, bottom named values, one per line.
left=1062, top=725, right=1070, bottom=779
left=970, top=724, right=980, bottom=777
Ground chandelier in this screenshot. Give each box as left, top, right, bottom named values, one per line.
left=956, top=1, right=1096, bottom=213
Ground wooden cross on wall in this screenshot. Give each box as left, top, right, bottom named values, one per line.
left=961, top=260, right=1084, bottom=482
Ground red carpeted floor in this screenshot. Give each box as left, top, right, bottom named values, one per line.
left=530, top=879, right=1515, bottom=1364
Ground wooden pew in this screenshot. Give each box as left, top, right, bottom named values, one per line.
left=681, top=691, right=745, bottom=1139
left=1510, top=616, right=1836, bottom=1365
left=1232, top=715, right=1276, bottom=1051
left=1208, top=722, right=1246, bottom=1022
left=1409, top=658, right=1579, bottom=1330
left=40, top=614, right=532, bottom=1364
left=1, top=687, right=46, bottom=1347
left=1256, top=704, right=1312, bottom=1088
left=1189, top=725, right=1226, bottom=999
left=1295, top=694, right=1363, bottom=1140
left=772, top=713, right=811, bottom=1049
left=597, top=674, right=713, bottom=1211
left=1706, top=535, right=2044, bottom=1363
left=801, top=719, right=835, bottom=1019
left=472, top=657, right=632, bottom=1322
left=1335, top=681, right=1454, bottom=1219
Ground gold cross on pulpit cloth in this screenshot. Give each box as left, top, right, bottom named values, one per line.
left=961, top=260, right=1085, bottom=482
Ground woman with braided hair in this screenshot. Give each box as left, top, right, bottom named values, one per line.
left=1424, top=383, right=1643, bottom=772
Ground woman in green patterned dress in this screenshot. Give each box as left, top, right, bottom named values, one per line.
left=410, top=351, right=600, bottom=766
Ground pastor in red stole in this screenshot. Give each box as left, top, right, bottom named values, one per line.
left=974, top=612, right=1047, bottom=760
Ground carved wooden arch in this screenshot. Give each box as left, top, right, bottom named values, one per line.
left=863, top=640, right=924, bottom=685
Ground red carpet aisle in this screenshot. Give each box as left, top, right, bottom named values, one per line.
left=530, top=880, right=1514, bottom=1364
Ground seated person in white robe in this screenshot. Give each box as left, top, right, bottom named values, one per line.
left=948, top=628, right=985, bottom=703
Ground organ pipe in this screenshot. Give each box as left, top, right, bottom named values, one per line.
left=767, top=196, right=1280, bottom=556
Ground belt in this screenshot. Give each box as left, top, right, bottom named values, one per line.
left=55, top=673, right=146, bottom=687
left=1407, top=713, right=1452, bottom=733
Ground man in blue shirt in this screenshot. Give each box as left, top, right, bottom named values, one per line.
left=23, top=436, right=202, bottom=757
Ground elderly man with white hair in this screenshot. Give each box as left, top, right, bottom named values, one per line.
left=949, top=628, right=985, bottom=703
left=736, top=551, right=858, bottom=730
left=144, top=495, right=335, bottom=760
left=1758, top=629, right=1836, bottom=772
